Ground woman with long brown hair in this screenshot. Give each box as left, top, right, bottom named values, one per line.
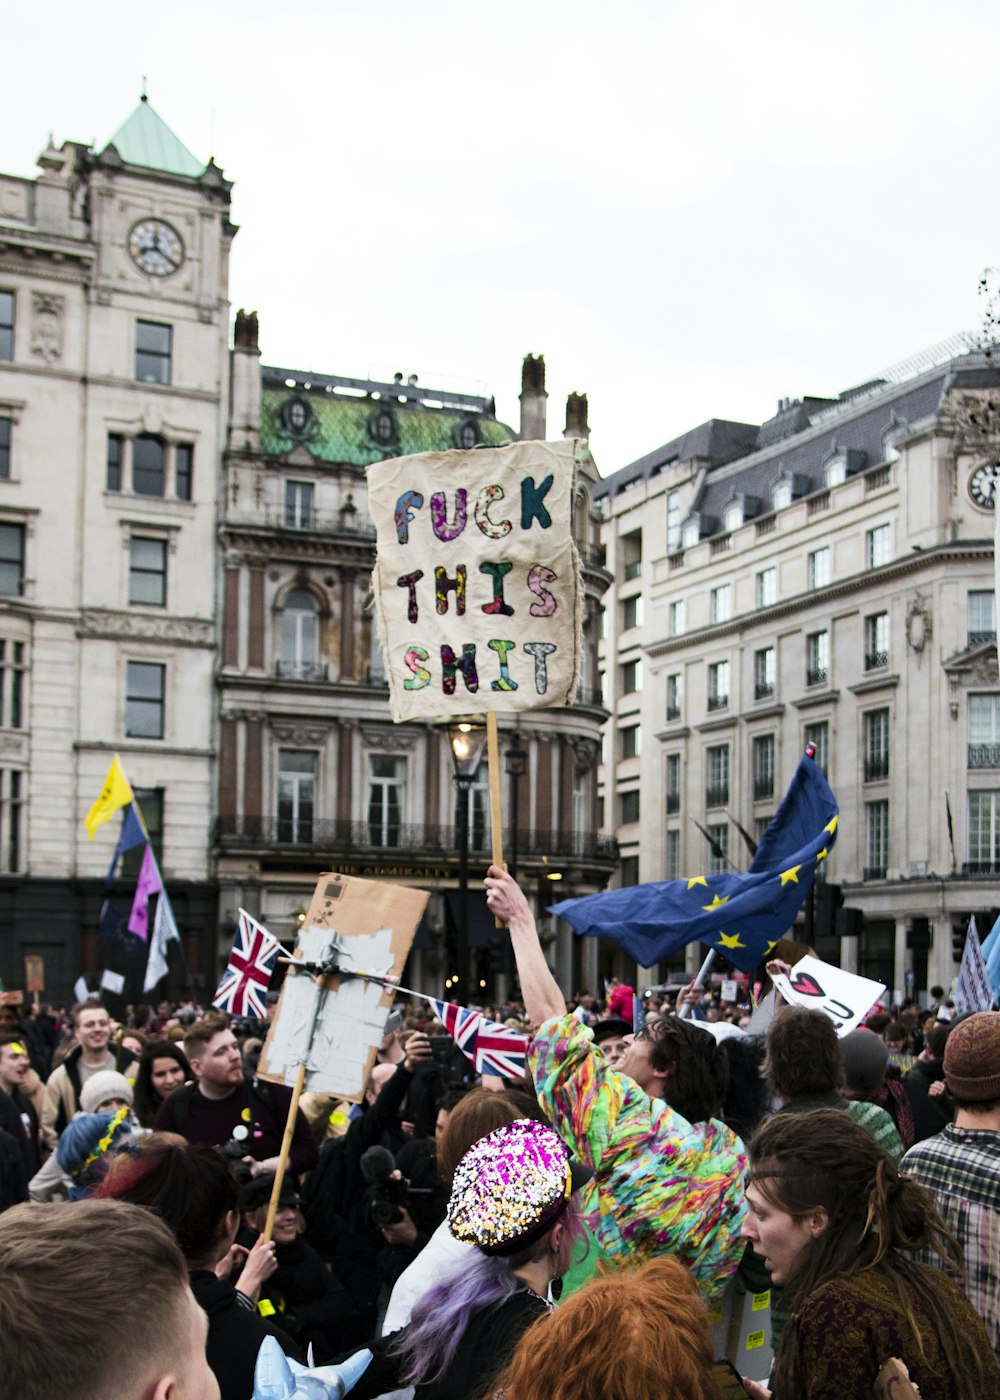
left=741, top=1109, right=999, bottom=1399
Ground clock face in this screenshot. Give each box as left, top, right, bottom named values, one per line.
left=128, top=218, right=184, bottom=277
left=969, top=462, right=1000, bottom=510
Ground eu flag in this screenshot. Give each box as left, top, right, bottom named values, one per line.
left=549, top=749, right=838, bottom=974
left=106, top=804, right=148, bottom=881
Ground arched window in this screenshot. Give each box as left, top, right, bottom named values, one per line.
left=279, top=589, right=320, bottom=679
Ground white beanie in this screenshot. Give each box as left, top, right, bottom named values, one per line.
left=80, top=1069, right=134, bottom=1114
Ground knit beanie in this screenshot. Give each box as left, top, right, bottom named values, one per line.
left=841, top=1029, right=889, bottom=1091
left=943, top=1012, right=1000, bottom=1101
left=56, top=1108, right=133, bottom=1198
left=80, top=1069, right=134, bottom=1114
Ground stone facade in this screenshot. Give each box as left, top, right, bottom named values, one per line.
left=596, top=351, right=1000, bottom=999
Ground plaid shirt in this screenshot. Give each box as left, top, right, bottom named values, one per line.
left=902, top=1123, right=1000, bottom=1364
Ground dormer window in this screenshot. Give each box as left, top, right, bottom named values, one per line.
left=722, top=493, right=759, bottom=532
left=681, top=514, right=702, bottom=549
left=771, top=472, right=807, bottom=511
left=282, top=397, right=312, bottom=436
left=370, top=407, right=398, bottom=446
left=882, top=421, right=906, bottom=464
left=454, top=419, right=480, bottom=450
left=824, top=452, right=847, bottom=488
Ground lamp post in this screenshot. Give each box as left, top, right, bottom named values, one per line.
left=501, top=742, right=528, bottom=1004
left=445, top=718, right=487, bottom=1004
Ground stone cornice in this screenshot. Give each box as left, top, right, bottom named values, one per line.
left=848, top=673, right=900, bottom=696
left=77, top=609, right=214, bottom=648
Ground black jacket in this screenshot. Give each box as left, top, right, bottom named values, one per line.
left=237, top=1227, right=363, bottom=1358
left=188, top=1269, right=303, bottom=1400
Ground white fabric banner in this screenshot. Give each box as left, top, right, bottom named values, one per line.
left=955, top=916, right=994, bottom=1015
left=99, top=968, right=125, bottom=995
left=369, top=439, right=582, bottom=723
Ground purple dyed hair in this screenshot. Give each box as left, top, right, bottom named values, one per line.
left=393, top=1199, right=587, bottom=1388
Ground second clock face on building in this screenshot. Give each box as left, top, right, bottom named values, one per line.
left=969, top=462, right=1000, bottom=510
left=128, top=218, right=185, bottom=277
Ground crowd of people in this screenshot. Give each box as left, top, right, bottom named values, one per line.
left=0, top=865, right=998, bottom=1399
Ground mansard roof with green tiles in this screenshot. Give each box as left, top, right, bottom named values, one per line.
left=104, top=96, right=205, bottom=177
left=260, top=367, right=515, bottom=467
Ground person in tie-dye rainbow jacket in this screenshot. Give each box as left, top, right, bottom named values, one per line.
left=485, top=863, right=747, bottom=1303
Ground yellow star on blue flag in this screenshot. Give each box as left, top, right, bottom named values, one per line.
left=550, top=748, right=839, bottom=974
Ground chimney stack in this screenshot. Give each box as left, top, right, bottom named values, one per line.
left=519, top=353, right=548, bottom=441
left=564, top=391, right=589, bottom=443
left=228, top=309, right=262, bottom=453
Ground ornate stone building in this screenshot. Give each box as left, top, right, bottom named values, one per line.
left=217, top=347, right=616, bottom=997
left=0, top=99, right=232, bottom=1000
left=596, top=343, right=1000, bottom=999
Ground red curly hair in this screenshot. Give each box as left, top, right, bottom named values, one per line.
left=493, top=1254, right=723, bottom=1400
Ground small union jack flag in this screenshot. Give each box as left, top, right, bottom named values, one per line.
left=212, top=909, right=280, bottom=1019
left=428, top=997, right=528, bottom=1082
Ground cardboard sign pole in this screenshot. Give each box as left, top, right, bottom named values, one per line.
left=263, top=1061, right=307, bottom=1243
left=487, top=713, right=505, bottom=927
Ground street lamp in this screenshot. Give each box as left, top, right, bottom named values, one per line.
left=504, top=743, right=528, bottom=881
left=445, top=718, right=487, bottom=1003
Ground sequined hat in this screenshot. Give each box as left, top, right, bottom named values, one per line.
left=447, top=1118, right=591, bottom=1257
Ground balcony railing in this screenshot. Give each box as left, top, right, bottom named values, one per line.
left=623, top=560, right=642, bottom=581
left=808, top=492, right=831, bottom=515
left=578, top=542, right=607, bottom=569
left=710, top=535, right=731, bottom=556
left=754, top=681, right=775, bottom=700
left=214, top=816, right=619, bottom=863
left=865, top=465, right=891, bottom=492
left=864, top=756, right=890, bottom=782
left=755, top=515, right=776, bottom=537
left=806, top=667, right=828, bottom=687
left=964, top=860, right=1000, bottom=877
left=968, top=631, right=997, bottom=648
left=969, top=743, right=1000, bottom=769
left=275, top=660, right=329, bottom=682
left=668, top=553, right=685, bottom=571
left=228, top=505, right=378, bottom=538
left=666, top=792, right=680, bottom=814
left=707, top=694, right=729, bottom=712
left=863, top=864, right=887, bottom=880
left=705, top=785, right=730, bottom=809
left=575, top=685, right=607, bottom=708
left=864, top=650, right=888, bottom=671
left=753, top=777, right=774, bottom=801
left=665, top=704, right=681, bottom=722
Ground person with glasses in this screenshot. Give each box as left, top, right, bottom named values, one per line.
left=484, top=865, right=746, bottom=1303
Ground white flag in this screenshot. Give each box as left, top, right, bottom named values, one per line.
left=100, top=968, right=126, bottom=995
left=144, top=889, right=180, bottom=994
left=955, top=916, right=994, bottom=1015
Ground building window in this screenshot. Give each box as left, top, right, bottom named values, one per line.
left=666, top=753, right=681, bottom=814
left=666, top=672, right=682, bottom=721
left=620, top=789, right=641, bottom=824
left=129, top=537, right=167, bottom=606
left=707, top=659, right=730, bottom=711
left=968, top=591, right=996, bottom=648
left=175, top=443, right=193, bottom=501
left=865, top=800, right=889, bottom=878
left=753, top=734, right=775, bottom=800
left=805, top=720, right=829, bottom=775
left=106, top=434, right=123, bottom=491
left=969, top=695, right=1000, bottom=769
left=622, top=531, right=642, bottom=581
left=368, top=754, right=405, bottom=846
left=865, top=612, right=889, bottom=670
left=620, top=724, right=641, bottom=760
left=278, top=589, right=322, bottom=680
left=0, top=769, right=24, bottom=872
left=866, top=523, right=891, bottom=569
left=0, top=417, right=10, bottom=479
left=125, top=661, right=165, bottom=739
left=665, top=828, right=680, bottom=879
left=755, top=815, right=772, bottom=843
left=710, top=583, right=732, bottom=624
left=622, top=594, right=644, bottom=631
left=278, top=750, right=316, bottom=844
left=621, top=659, right=643, bottom=694
left=135, top=320, right=172, bottom=385
left=808, top=547, right=831, bottom=590
left=371, top=408, right=397, bottom=446
left=756, top=566, right=777, bottom=608
left=0, top=640, right=25, bottom=728
left=707, top=823, right=729, bottom=875
left=668, top=600, right=685, bottom=637
left=285, top=480, right=315, bottom=530
left=772, top=477, right=793, bottom=511
left=620, top=854, right=640, bottom=887
left=0, top=292, right=13, bottom=361
left=754, top=646, right=775, bottom=700
left=968, top=791, right=1000, bottom=873
left=133, top=435, right=166, bottom=496
left=806, top=630, right=829, bottom=686
left=122, top=788, right=164, bottom=878
left=0, top=523, right=25, bottom=596
left=706, top=744, right=730, bottom=808
left=667, top=491, right=681, bottom=553
left=465, top=761, right=492, bottom=852
left=864, top=708, right=890, bottom=782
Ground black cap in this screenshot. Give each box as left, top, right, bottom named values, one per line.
left=240, top=1172, right=299, bottom=1214
left=592, top=1017, right=631, bottom=1043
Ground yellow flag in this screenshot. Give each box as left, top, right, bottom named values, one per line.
left=84, top=756, right=134, bottom=839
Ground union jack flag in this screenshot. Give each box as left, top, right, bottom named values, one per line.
left=212, top=909, right=280, bottom=1019
left=428, top=997, right=528, bottom=1082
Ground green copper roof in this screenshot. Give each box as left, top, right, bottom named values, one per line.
left=105, top=97, right=204, bottom=178
left=261, top=388, right=514, bottom=467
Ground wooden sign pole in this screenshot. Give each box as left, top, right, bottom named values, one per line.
left=262, top=1060, right=307, bottom=1243
left=486, top=713, right=506, bottom=925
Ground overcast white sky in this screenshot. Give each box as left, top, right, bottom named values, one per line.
left=4, top=1, right=998, bottom=470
